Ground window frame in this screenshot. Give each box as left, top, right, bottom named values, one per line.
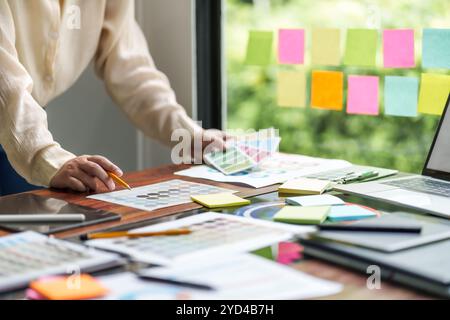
left=195, top=0, right=224, bottom=130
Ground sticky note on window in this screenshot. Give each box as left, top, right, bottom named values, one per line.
left=311, top=70, right=344, bottom=110
left=277, top=70, right=306, bottom=108
left=30, top=274, right=108, bottom=300
left=343, top=29, right=378, bottom=67
left=418, top=73, right=450, bottom=115
left=278, top=29, right=305, bottom=64
left=245, top=31, right=273, bottom=66
left=384, top=76, right=419, bottom=117
left=327, top=204, right=377, bottom=222
left=274, top=206, right=330, bottom=225
left=311, top=28, right=341, bottom=66
left=191, top=193, right=250, bottom=208
left=422, top=29, right=450, bottom=69
left=383, top=29, right=415, bottom=68
left=347, top=75, right=379, bottom=115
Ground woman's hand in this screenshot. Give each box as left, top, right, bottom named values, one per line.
left=50, top=155, right=123, bottom=192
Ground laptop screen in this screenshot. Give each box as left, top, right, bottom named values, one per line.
left=424, top=93, right=450, bottom=178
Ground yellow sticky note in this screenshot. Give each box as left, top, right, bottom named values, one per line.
left=311, top=28, right=341, bottom=66
left=418, top=73, right=450, bottom=115
left=274, top=206, right=330, bottom=225
left=277, top=70, right=306, bottom=108
left=191, top=193, right=250, bottom=208
left=279, top=178, right=331, bottom=195
left=30, top=274, right=108, bottom=300
left=311, top=70, right=344, bottom=110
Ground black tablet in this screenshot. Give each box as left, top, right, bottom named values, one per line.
left=0, top=193, right=120, bottom=234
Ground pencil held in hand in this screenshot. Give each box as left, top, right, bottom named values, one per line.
left=108, top=172, right=132, bottom=190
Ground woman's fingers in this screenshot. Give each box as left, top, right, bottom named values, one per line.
left=72, top=168, right=98, bottom=192
left=88, top=155, right=123, bottom=176
left=67, top=177, right=87, bottom=192
left=79, top=161, right=115, bottom=191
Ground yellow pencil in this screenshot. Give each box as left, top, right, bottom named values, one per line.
left=87, top=229, right=192, bottom=240
left=108, top=172, right=132, bottom=190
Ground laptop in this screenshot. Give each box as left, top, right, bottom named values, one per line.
left=336, top=93, right=450, bottom=219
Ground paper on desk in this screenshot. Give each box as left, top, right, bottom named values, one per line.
left=99, top=254, right=342, bottom=300
left=176, top=153, right=351, bottom=188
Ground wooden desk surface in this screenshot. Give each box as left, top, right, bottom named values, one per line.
left=0, top=164, right=434, bottom=299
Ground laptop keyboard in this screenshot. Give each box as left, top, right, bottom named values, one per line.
left=384, top=177, right=450, bottom=197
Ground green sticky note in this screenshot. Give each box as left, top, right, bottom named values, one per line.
left=274, top=206, right=330, bottom=225
left=418, top=73, right=450, bottom=115
left=384, top=76, right=419, bottom=117
left=344, top=29, right=378, bottom=67
left=245, top=31, right=273, bottom=66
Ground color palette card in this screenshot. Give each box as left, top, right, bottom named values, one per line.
left=279, top=178, right=331, bottom=195
left=327, top=204, right=377, bottom=222
left=286, top=195, right=345, bottom=207
left=204, top=146, right=256, bottom=175
left=191, top=193, right=250, bottom=209
left=274, top=206, right=330, bottom=225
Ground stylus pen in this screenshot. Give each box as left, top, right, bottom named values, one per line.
left=137, top=274, right=215, bottom=291
left=0, top=214, right=86, bottom=223
left=318, top=224, right=422, bottom=233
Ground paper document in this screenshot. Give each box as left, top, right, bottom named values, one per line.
left=99, top=254, right=342, bottom=300
left=86, top=212, right=313, bottom=265
left=176, top=153, right=351, bottom=188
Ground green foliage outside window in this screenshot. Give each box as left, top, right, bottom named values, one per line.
left=225, top=0, right=450, bottom=173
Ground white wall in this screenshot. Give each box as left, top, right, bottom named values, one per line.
left=136, top=0, right=196, bottom=169
left=47, top=66, right=138, bottom=172
left=47, top=0, right=197, bottom=172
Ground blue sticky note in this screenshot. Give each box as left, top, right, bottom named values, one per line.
left=422, top=29, right=450, bottom=69
left=384, top=76, right=419, bottom=117
left=327, top=205, right=376, bottom=222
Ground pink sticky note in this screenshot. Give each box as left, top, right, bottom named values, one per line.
left=347, top=75, right=379, bottom=115
left=276, top=242, right=303, bottom=265
left=383, top=29, right=415, bottom=68
left=278, top=29, right=305, bottom=64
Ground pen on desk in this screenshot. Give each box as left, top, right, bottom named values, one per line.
left=108, top=172, right=132, bottom=190
left=86, top=229, right=192, bottom=240
left=342, top=171, right=379, bottom=184
left=318, top=224, right=422, bottom=233
left=137, top=273, right=215, bottom=291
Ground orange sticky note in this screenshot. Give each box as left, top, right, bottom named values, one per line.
left=30, top=274, right=108, bottom=300
left=311, top=71, right=344, bottom=110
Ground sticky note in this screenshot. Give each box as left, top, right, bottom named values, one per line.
left=278, top=178, right=331, bottom=195
left=191, top=193, right=250, bottom=208
left=278, top=29, right=305, bottom=64
left=311, top=28, right=341, bottom=66
left=274, top=206, right=330, bottom=225
left=343, top=29, right=378, bottom=67
left=277, top=242, right=303, bottom=265
left=277, top=70, right=306, bottom=107
left=30, top=274, right=108, bottom=300
left=311, top=70, right=344, bottom=110
left=418, top=73, right=450, bottom=115
left=245, top=31, right=273, bottom=66
left=422, top=29, right=450, bottom=69
left=347, top=75, right=379, bottom=115
left=327, top=204, right=377, bottom=222
left=383, top=29, right=415, bottom=68
left=286, top=194, right=345, bottom=207
left=384, top=76, right=419, bottom=117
